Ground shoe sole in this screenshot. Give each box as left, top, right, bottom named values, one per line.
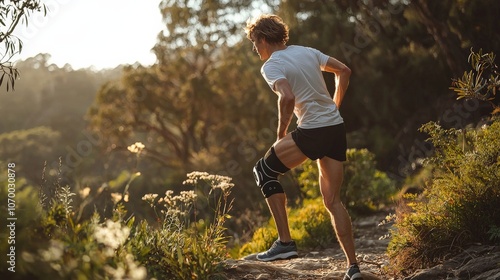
left=256, top=251, right=298, bottom=262
left=344, top=272, right=363, bottom=280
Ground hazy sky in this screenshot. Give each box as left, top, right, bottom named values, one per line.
left=11, top=0, right=164, bottom=70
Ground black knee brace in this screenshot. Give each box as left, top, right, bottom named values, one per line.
left=253, top=147, right=290, bottom=198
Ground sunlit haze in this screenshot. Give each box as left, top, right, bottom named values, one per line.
left=11, top=0, right=164, bottom=70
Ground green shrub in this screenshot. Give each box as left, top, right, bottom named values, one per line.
left=298, top=148, right=397, bottom=213
left=130, top=172, right=233, bottom=280
left=0, top=164, right=233, bottom=279
left=288, top=198, right=335, bottom=248
left=238, top=226, right=278, bottom=257
left=237, top=197, right=333, bottom=257
left=388, top=49, right=500, bottom=276
left=0, top=162, right=147, bottom=280
left=387, top=118, right=500, bottom=274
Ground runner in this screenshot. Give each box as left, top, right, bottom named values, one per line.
left=245, top=14, right=363, bottom=280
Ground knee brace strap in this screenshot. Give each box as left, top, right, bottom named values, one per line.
left=253, top=147, right=290, bottom=198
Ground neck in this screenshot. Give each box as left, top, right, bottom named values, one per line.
left=268, top=43, right=287, bottom=54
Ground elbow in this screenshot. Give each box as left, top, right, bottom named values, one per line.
left=279, top=93, right=295, bottom=112
left=343, top=66, right=352, bottom=77
left=280, top=93, right=295, bottom=108
left=284, top=92, right=295, bottom=103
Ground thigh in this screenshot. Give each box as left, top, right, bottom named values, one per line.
left=273, top=133, right=309, bottom=169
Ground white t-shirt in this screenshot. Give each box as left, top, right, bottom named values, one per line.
left=261, top=45, right=343, bottom=129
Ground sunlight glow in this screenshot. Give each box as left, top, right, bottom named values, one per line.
left=11, top=0, right=164, bottom=70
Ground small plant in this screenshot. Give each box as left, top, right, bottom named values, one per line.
left=488, top=225, right=500, bottom=242
left=130, top=171, right=234, bottom=280
left=0, top=162, right=147, bottom=279
left=451, top=48, right=500, bottom=114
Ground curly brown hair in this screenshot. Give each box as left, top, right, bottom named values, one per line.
left=245, top=14, right=289, bottom=44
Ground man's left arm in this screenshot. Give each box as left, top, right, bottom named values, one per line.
left=323, top=57, right=351, bottom=108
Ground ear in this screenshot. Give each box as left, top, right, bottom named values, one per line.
left=253, top=35, right=264, bottom=44
left=258, top=37, right=268, bottom=45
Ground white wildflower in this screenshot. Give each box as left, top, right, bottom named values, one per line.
left=125, top=253, right=147, bottom=279
left=111, top=193, right=123, bottom=204
left=39, top=240, right=65, bottom=262
left=183, top=171, right=234, bottom=192
left=93, top=220, right=130, bottom=251
left=127, top=142, right=145, bottom=154
left=104, top=265, right=125, bottom=280
left=141, top=193, right=158, bottom=205
left=79, top=187, right=91, bottom=199
left=160, top=190, right=174, bottom=206
left=175, top=190, right=197, bottom=203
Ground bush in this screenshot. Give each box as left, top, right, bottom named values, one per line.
left=387, top=49, right=500, bottom=276
left=130, top=172, right=233, bottom=280
left=0, top=165, right=233, bottom=280
left=298, top=148, right=397, bottom=213
left=387, top=118, right=500, bottom=275
left=288, top=198, right=335, bottom=248
left=237, top=197, right=333, bottom=257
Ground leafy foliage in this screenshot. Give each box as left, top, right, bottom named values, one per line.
left=388, top=119, right=500, bottom=274
left=451, top=48, right=500, bottom=114
left=387, top=50, right=500, bottom=276
left=298, top=148, right=397, bottom=213
left=237, top=197, right=332, bottom=258
left=0, top=0, right=47, bottom=91
left=0, top=126, right=61, bottom=182
left=131, top=172, right=233, bottom=279
left=0, top=167, right=234, bottom=280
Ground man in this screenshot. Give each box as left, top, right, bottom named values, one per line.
left=245, top=14, right=363, bottom=280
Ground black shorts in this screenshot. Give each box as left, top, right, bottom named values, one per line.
left=291, top=123, right=347, bottom=161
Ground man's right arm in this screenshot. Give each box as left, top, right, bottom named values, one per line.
left=273, top=78, right=295, bottom=141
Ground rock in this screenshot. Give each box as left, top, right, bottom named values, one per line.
left=405, top=245, right=500, bottom=280
left=455, top=248, right=500, bottom=279
left=405, top=265, right=452, bottom=280
left=471, top=268, right=500, bottom=280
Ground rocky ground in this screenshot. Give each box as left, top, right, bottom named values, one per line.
left=221, top=212, right=500, bottom=280
left=222, top=213, right=392, bottom=280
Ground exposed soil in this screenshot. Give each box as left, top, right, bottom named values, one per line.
left=222, top=212, right=393, bottom=280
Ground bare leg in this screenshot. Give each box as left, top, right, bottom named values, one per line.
left=317, top=157, right=358, bottom=266
left=266, top=134, right=308, bottom=242
left=266, top=193, right=292, bottom=242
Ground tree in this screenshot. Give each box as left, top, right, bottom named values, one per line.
left=87, top=0, right=287, bottom=209
left=0, top=126, right=61, bottom=182
left=0, top=0, right=47, bottom=91
left=88, top=0, right=258, bottom=170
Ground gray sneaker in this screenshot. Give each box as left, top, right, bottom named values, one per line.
left=256, top=240, right=298, bottom=261
left=344, top=264, right=363, bottom=280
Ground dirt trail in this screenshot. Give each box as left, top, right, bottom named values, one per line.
left=223, top=213, right=392, bottom=280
